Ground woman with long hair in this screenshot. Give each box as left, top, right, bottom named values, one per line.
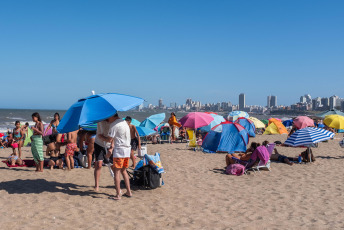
left=31, top=112, right=44, bottom=172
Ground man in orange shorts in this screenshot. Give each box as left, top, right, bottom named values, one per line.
left=100, top=113, right=132, bottom=200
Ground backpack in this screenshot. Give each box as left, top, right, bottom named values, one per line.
left=133, top=165, right=162, bottom=189
left=226, top=164, right=245, bottom=176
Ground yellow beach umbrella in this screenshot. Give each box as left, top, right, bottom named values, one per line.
left=248, top=117, right=266, bottom=129
left=324, top=115, right=344, bottom=129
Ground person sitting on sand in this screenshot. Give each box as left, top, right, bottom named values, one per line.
left=196, top=134, right=203, bottom=148
left=262, top=141, right=296, bottom=166
left=7, top=153, right=24, bottom=166
left=225, top=142, right=260, bottom=166
left=65, top=130, right=79, bottom=171
left=46, top=142, right=63, bottom=170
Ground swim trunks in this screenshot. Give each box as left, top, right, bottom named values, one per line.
left=65, top=143, right=77, bottom=156
left=113, top=158, right=129, bottom=169
left=278, top=155, right=288, bottom=163
left=130, top=138, right=139, bottom=151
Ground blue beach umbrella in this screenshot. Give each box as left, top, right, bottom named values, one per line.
left=136, top=126, right=157, bottom=137
left=57, top=93, right=144, bottom=133
left=282, top=119, right=293, bottom=128
left=122, top=118, right=141, bottom=126
left=199, top=114, right=226, bottom=132
left=140, top=113, right=166, bottom=129
left=284, top=127, right=334, bottom=147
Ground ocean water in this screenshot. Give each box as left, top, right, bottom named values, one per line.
left=0, top=109, right=187, bottom=133
left=0, top=109, right=279, bottom=133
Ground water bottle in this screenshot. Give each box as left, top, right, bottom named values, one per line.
left=298, top=154, right=302, bottom=163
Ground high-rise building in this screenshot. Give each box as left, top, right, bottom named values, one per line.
left=329, top=96, right=337, bottom=110
left=321, top=97, right=329, bottom=110
left=267, top=96, right=271, bottom=108
left=312, top=97, right=321, bottom=111
left=271, top=96, right=277, bottom=107
left=341, top=101, right=344, bottom=111
left=239, top=93, right=245, bottom=110
left=300, top=96, right=307, bottom=103
left=158, top=98, right=163, bottom=108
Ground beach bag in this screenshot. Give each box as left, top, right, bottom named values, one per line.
left=226, top=164, right=245, bottom=176
left=133, top=165, right=162, bottom=189
left=138, top=145, right=147, bottom=157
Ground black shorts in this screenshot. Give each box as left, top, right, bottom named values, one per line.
left=50, top=157, right=59, bottom=163
left=130, top=138, right=139, bottom=151
left=94, top=143, right=107, bottom=162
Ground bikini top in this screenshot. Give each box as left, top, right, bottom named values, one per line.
left=13, top=129, right=21, bottom=138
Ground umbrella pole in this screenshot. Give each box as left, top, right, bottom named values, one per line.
left=308, top=146, right=312, bottom=163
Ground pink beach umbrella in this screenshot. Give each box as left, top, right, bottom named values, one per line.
left=179, top=112, right=214, bottom=129
left=293, top=116, right=315, bottom=129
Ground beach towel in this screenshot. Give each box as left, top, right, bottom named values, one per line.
left=135, top=152, right=164, bottom=173
left=1, top=160, right=35, bottom=167
left=168, top=116, right=182, bottom=128
left=226, top=164, right=245, bottom=176
left=251, top=146, right=270, bottom=165
left=31, top=135, right=44, bottom=163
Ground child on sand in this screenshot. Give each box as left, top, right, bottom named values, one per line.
left=7, top=152, right=24, bottom=166
left=65, top=130, right=79, bottom=170
left=13, top=121, right=24, bottom=158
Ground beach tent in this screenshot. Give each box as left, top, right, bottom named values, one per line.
left=263, top=119, right=288, bottom=135
left=261, top=119, right=269, bottom=125
left=202, top=121, right=249, bottom=153
left=227, top=111, right=249, bottom=122
left=248, top=117, right=265, bottom=129
left=316, top=109, right=344, bottom=118
left=199, top=114, right=226, bottom=132
left=235, top=117, right=256, bottom=137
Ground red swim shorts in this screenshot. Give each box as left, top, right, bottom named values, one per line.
left=65, top=143, right=77, bottom=156
left=113, top=158, right=129, bottom=169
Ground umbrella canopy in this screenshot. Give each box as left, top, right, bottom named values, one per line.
left=136, top=126, right=157, bottom=137
left=248, top=117, right=265, bottom=129
left=261, top=119, right=269, bottom=125
left=57, top=93, right=144, bottom=133
left=324, top=115, right=344, bottom=129
left=282, top=119, right=294, bottom=128
left=204, top=112, right=218, bottom=115
left=179, top=112, right=214, bottom=129
left=284, top=127, right=334, bottom=147
left=140, top=113, right=165, bottom=129
left=316, top=109, right=344, bottom=118
left=199, top=114, right=226, bottom=132
left=293, top=116, right=315, bottom=129
left=227, top=111, right=249, bottom=122
left=122, top=118, right=141, bottom=126
left=81, top=123, right=97, bottom=131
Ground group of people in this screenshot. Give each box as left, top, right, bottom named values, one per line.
left=2, top=112, right=145, bottom=200
left=225, top=140, right=315, bottom=170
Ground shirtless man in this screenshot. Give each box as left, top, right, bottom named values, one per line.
left=125, top=116, right=141, bottom=168
left=65, top=130, right=79, bottom=170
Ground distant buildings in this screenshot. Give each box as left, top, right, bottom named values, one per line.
left=239, top=93, right=245, bottom=110
left=158, top=98, right=163, bottom=109
left=267, top=95, right=277, bottom=108
left=329, top=96, right=337, bottom=110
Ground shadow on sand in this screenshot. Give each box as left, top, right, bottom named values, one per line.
left=0, top=179, right=109, bottom=198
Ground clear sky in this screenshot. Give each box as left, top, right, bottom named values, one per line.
left=1, top=0, right=343, bottom=109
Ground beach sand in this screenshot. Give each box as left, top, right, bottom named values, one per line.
left=0, top=135, right=344, bottom=229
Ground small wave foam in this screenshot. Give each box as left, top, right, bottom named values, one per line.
left=5, top=117, right=25, bottom=120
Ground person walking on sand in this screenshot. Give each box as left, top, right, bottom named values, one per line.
left=65, top=130, right=79, bottom=170
left=31, top=112, right=44, bottom=172
left=125, top=116, right=141, bottom=168
left=99, top=113, right=132, bottom=200
left=93, top=119, right=114, bottom=191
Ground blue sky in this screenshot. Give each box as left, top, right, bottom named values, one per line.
left=0, top=0, right=343, bottom=109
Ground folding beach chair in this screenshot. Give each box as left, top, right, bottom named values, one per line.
left=186, top=129, right=197, bottom=149
left=250, top=143, right=274, bottom=173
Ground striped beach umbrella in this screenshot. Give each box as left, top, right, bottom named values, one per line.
left=284, top=127, right=334, bottom=147
left=227, top=111, right=249, bottom=122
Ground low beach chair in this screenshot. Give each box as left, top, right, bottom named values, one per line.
left=250, top=144, right=274, bottom=173
left=186, top=129, right=197, bottom=149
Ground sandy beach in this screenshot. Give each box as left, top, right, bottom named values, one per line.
left=0, top=134, right=343, bottom=230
